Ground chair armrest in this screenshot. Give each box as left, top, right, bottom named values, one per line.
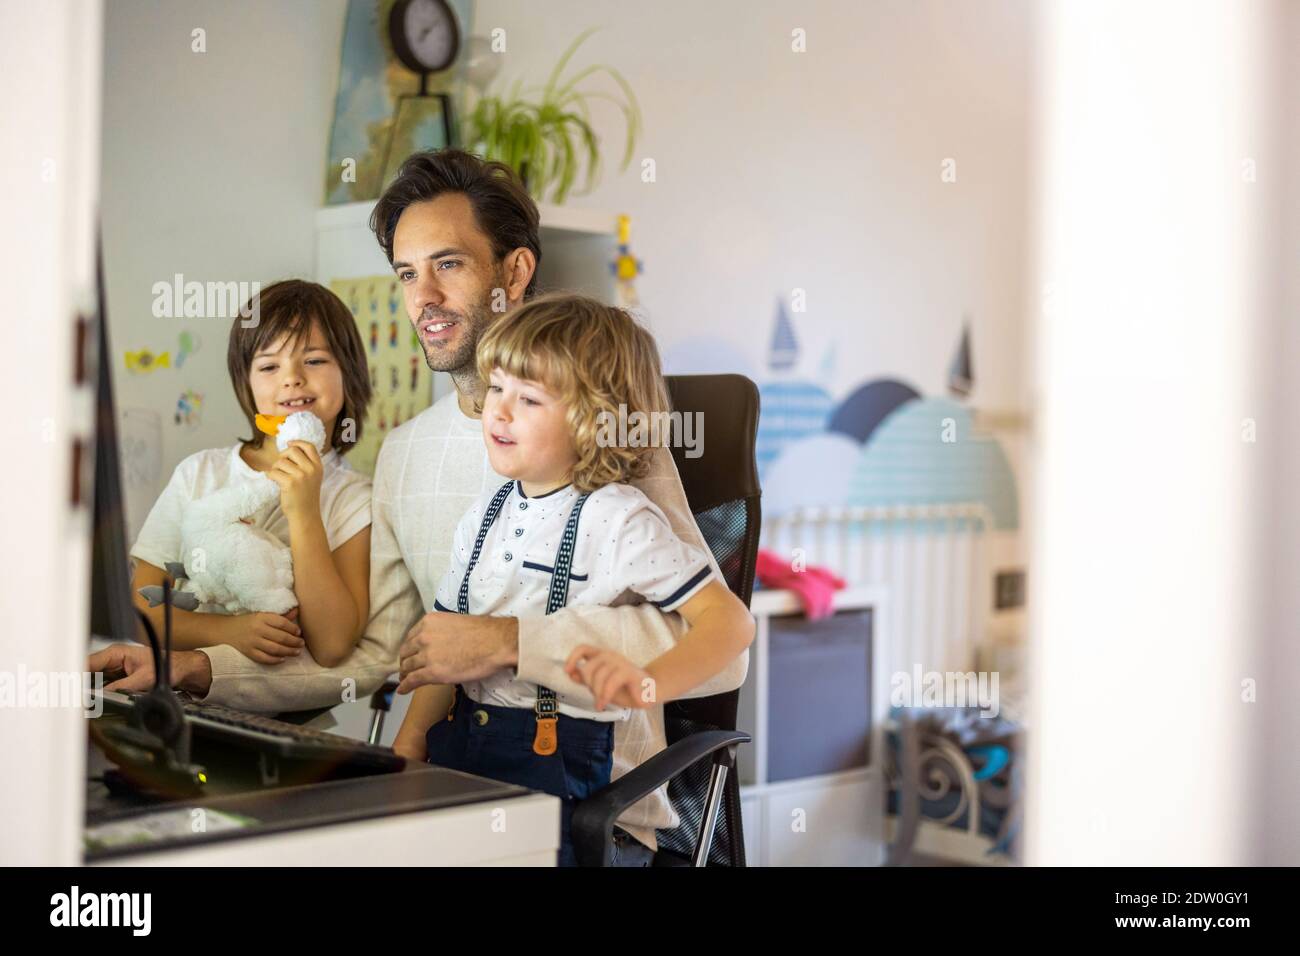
left=571, top=729, right=750, bottom=866
left=369, top=678, right=400, bottom=713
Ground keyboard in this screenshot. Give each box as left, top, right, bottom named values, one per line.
left=99, top=689, right=405, bottom=774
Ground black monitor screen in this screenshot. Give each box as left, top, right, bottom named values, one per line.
left=88, top=239, right=141, bottom=647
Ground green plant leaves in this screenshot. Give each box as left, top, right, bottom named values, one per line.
left=460, top=29, right=643, bottom=204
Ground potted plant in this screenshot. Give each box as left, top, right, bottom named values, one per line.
left=461, top=28, right=642, bottom=204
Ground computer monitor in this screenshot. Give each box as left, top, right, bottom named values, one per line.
left=87, top=238, right=143, bottom=647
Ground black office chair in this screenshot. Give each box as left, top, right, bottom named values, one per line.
left=570, top=373, right=761, bottom=867
left=367, top=374, right=762, bottom=866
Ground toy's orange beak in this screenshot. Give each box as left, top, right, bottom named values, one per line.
left=255, top=414, right=286, bottom=436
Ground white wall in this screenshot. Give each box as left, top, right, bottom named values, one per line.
left=474, top=0, right=1033, bottom=415
left=474, top=0, right=1035, bottom=646
left=101, top=0, right=347, bottom=538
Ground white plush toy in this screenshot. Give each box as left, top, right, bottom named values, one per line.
left=138, top=411, right=327, bottom=616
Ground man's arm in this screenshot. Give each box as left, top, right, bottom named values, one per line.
left=515, top=602, right=748, bottom=710
left=514, top=446, right=749, bottom=708
left=192, top=633, right=396, bottom=712
left=193, top=442, right=422, bottom=713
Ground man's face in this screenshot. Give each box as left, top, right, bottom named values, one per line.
left=392, top=193, right=506, bottom=374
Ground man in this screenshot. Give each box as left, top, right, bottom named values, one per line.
left=90, top=148, right=748, bottom=860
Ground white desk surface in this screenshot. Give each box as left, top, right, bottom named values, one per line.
left=94, top=790, right=560, bottom=867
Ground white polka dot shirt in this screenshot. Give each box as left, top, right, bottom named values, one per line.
left=438, top=480, right=715, bottom=718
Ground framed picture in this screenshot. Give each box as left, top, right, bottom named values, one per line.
left=324, top=0, right=471, bottom=204
left=378, top=90, right=454, bottom=189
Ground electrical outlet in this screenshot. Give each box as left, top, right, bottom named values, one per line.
left=995, top=569, right=1026, bottom=610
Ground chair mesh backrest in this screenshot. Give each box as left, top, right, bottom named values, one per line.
left=694, top=499, right=759, bottom=604
left=656, top=375, right=761, bottom=866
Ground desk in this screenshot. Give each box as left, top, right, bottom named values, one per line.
left=86, top=723, right=560, bottom=866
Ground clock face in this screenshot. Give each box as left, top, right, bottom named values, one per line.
left=400, top=0, right=458, bottom=72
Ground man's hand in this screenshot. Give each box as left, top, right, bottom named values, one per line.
left=87, top=644, right=214, bottom=696
left=396, top=612, right=518, bottom=694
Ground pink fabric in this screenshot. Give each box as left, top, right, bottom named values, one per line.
left=755, top=548, right=846, bottom=620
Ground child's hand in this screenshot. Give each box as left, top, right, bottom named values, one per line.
left=564, top=645, right=658, bottom=711
left=267, top=440, right=324, bottom=521
left=215, top=608, right=305, bottom=665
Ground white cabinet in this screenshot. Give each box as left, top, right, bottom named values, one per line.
left=742, top=769, right=885, bottom=867
left=315, top=199, right=620, bottom=293
left=738, top=588, right=890, bottom=866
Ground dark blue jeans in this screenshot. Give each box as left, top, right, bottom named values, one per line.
left=426, top=688, right=616, bottom=866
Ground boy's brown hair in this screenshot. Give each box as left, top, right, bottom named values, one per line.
left=476, top=293, right=671, bottom=493
left=227, top=279, right=372, bottom=453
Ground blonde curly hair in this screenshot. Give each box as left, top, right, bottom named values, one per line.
left=476, top=293, right=671, bottom=493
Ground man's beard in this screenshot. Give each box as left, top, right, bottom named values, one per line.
left=415, top=291, right=493, bottom=374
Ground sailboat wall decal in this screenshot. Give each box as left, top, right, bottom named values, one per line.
left=768, top=298, right=799, bottom=372
left=948, top=319, right=974, bottom=398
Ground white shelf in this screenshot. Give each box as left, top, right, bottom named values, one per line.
left=535, top=202, right=620, bottom=238
left=750, top=585, right=889, bottom=618
left=316, top=197, right=621, bottom=304
left=316, top=199, right=619, bottom=240
left=316, top=200, right=376, bottom=233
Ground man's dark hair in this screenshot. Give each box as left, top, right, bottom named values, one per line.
left=370, top=148, right=542, bottom=299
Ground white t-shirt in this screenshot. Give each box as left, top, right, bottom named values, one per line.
left=436, top=479, right=715, bottom=719
left=130, top=443, right=373, bottom=611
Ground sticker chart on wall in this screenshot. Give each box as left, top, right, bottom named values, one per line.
left=331, top=275, right=432, bottom=477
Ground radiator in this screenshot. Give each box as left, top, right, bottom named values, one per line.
left=760, top=503, right=992, bottom=676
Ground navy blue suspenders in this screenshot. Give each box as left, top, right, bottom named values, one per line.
left=457, top=481, right=590, bottom=755
left=456, top=481, right=514, bottom=616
